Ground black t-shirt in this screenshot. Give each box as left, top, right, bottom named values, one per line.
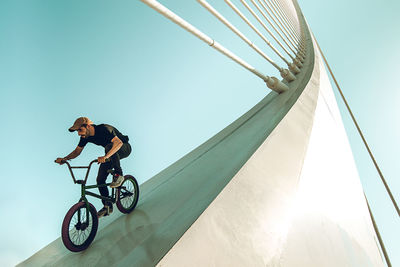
left=78, top=124, right=129, bottom=148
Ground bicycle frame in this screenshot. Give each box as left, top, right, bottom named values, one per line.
left=60, top=159, right=118, bottom=220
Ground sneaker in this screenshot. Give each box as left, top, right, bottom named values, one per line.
left=97, top=205, right=113, bottom=218
left=110, top=175, right=124, bottom=188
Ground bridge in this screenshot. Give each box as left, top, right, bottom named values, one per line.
left=17, top=0, right=395, bottom=266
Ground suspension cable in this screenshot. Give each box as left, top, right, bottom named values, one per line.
left=263, top=0, right=297, bottom=46
left=197, top=1, right=281, bottom=69
left=224, top=0, right=286, bottom=72
left=273, top=0, right=300, bottom=41
left=257, top=0, right=305, bottom=63
left=240, top=0, right=301, bottom=74
left=265, top=0, right=299, bottom=45
left=255, top=0, right=298, bottom=55
left=269, top=0, right=305, bottom=59
left=364, top=193, right=392, bottom=267
left=140, top=0, right=289, bottom=93
left=275, top=0, right=303, bottom=45
left=315, top=37, right=400, bottom=218
left=240, top=0, right=293, bottom=64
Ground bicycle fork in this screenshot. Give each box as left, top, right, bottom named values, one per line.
left=78, top=184, right=90, bottom=225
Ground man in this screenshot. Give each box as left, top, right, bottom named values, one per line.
left=56, top=117, right=132, bottom=218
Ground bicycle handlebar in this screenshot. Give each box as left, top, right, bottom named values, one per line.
left=55, top=159, right=99, bottom=165
left=55, top=159, right=107, bottom=184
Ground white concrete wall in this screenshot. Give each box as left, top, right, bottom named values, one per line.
left=156, top=38, right=384, bottom=267
left=277, top=43, right=383, bottom=267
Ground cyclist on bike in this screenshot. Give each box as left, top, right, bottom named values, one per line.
left=56, top=117, right=132, bottom=218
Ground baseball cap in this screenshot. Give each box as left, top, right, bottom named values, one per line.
left=68, top=117, right=93, bottom=132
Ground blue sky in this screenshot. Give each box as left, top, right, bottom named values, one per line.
left=0, top=0, right=398, bottom=266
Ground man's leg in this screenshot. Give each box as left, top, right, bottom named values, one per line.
left=96, top=161, right=112, bottom=206
left=106, top=143, right=132, bottom=188
left=106, top=143, right=132, bottom=175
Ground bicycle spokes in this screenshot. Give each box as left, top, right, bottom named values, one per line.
left=120, top=186, right=134, bottom=198
left=68, top=207, right=93, bottom=246
left=116, top=177, right=139, bottom=214
left=120, top=189, right=134, bottom=207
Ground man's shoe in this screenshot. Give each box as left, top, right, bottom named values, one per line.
left=110, top=175, right=124, bottom=188
left=97, top=205, right=113, bottom=218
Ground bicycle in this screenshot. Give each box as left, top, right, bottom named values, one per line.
left=56, top=159, right=139, bottom=252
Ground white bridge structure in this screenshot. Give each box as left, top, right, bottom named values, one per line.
left=19, top=0, right=393, bottom=266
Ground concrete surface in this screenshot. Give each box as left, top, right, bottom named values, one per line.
left=157, top=37, right=383, bottom=267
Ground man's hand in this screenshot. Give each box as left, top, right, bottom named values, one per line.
left=98, top=156, right=108, bottom=164
left=55, top=158, right=66, bottom=165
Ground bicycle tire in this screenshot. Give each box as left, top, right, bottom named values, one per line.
left=116, top=175, right=139, bottom=214
left=61, top=201, right=98, bottom=252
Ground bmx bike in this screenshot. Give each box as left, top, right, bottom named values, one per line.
left=56, top=159, right=139, bottom=252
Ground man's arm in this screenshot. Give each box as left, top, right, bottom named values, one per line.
left=98, top=136, right=123, bottom=163
left=56, top=146, right=83, bottom=164
left=65, top=146, right=84, bottom=160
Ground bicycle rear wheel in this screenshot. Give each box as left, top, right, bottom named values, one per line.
left=61, top=201, right=98, bottom=252
left=116, top=175, right=139, bottom=214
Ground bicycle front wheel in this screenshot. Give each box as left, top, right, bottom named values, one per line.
left=116, top=175, right=139, bottom=214
left=61, top=201, right=98, bottom=252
